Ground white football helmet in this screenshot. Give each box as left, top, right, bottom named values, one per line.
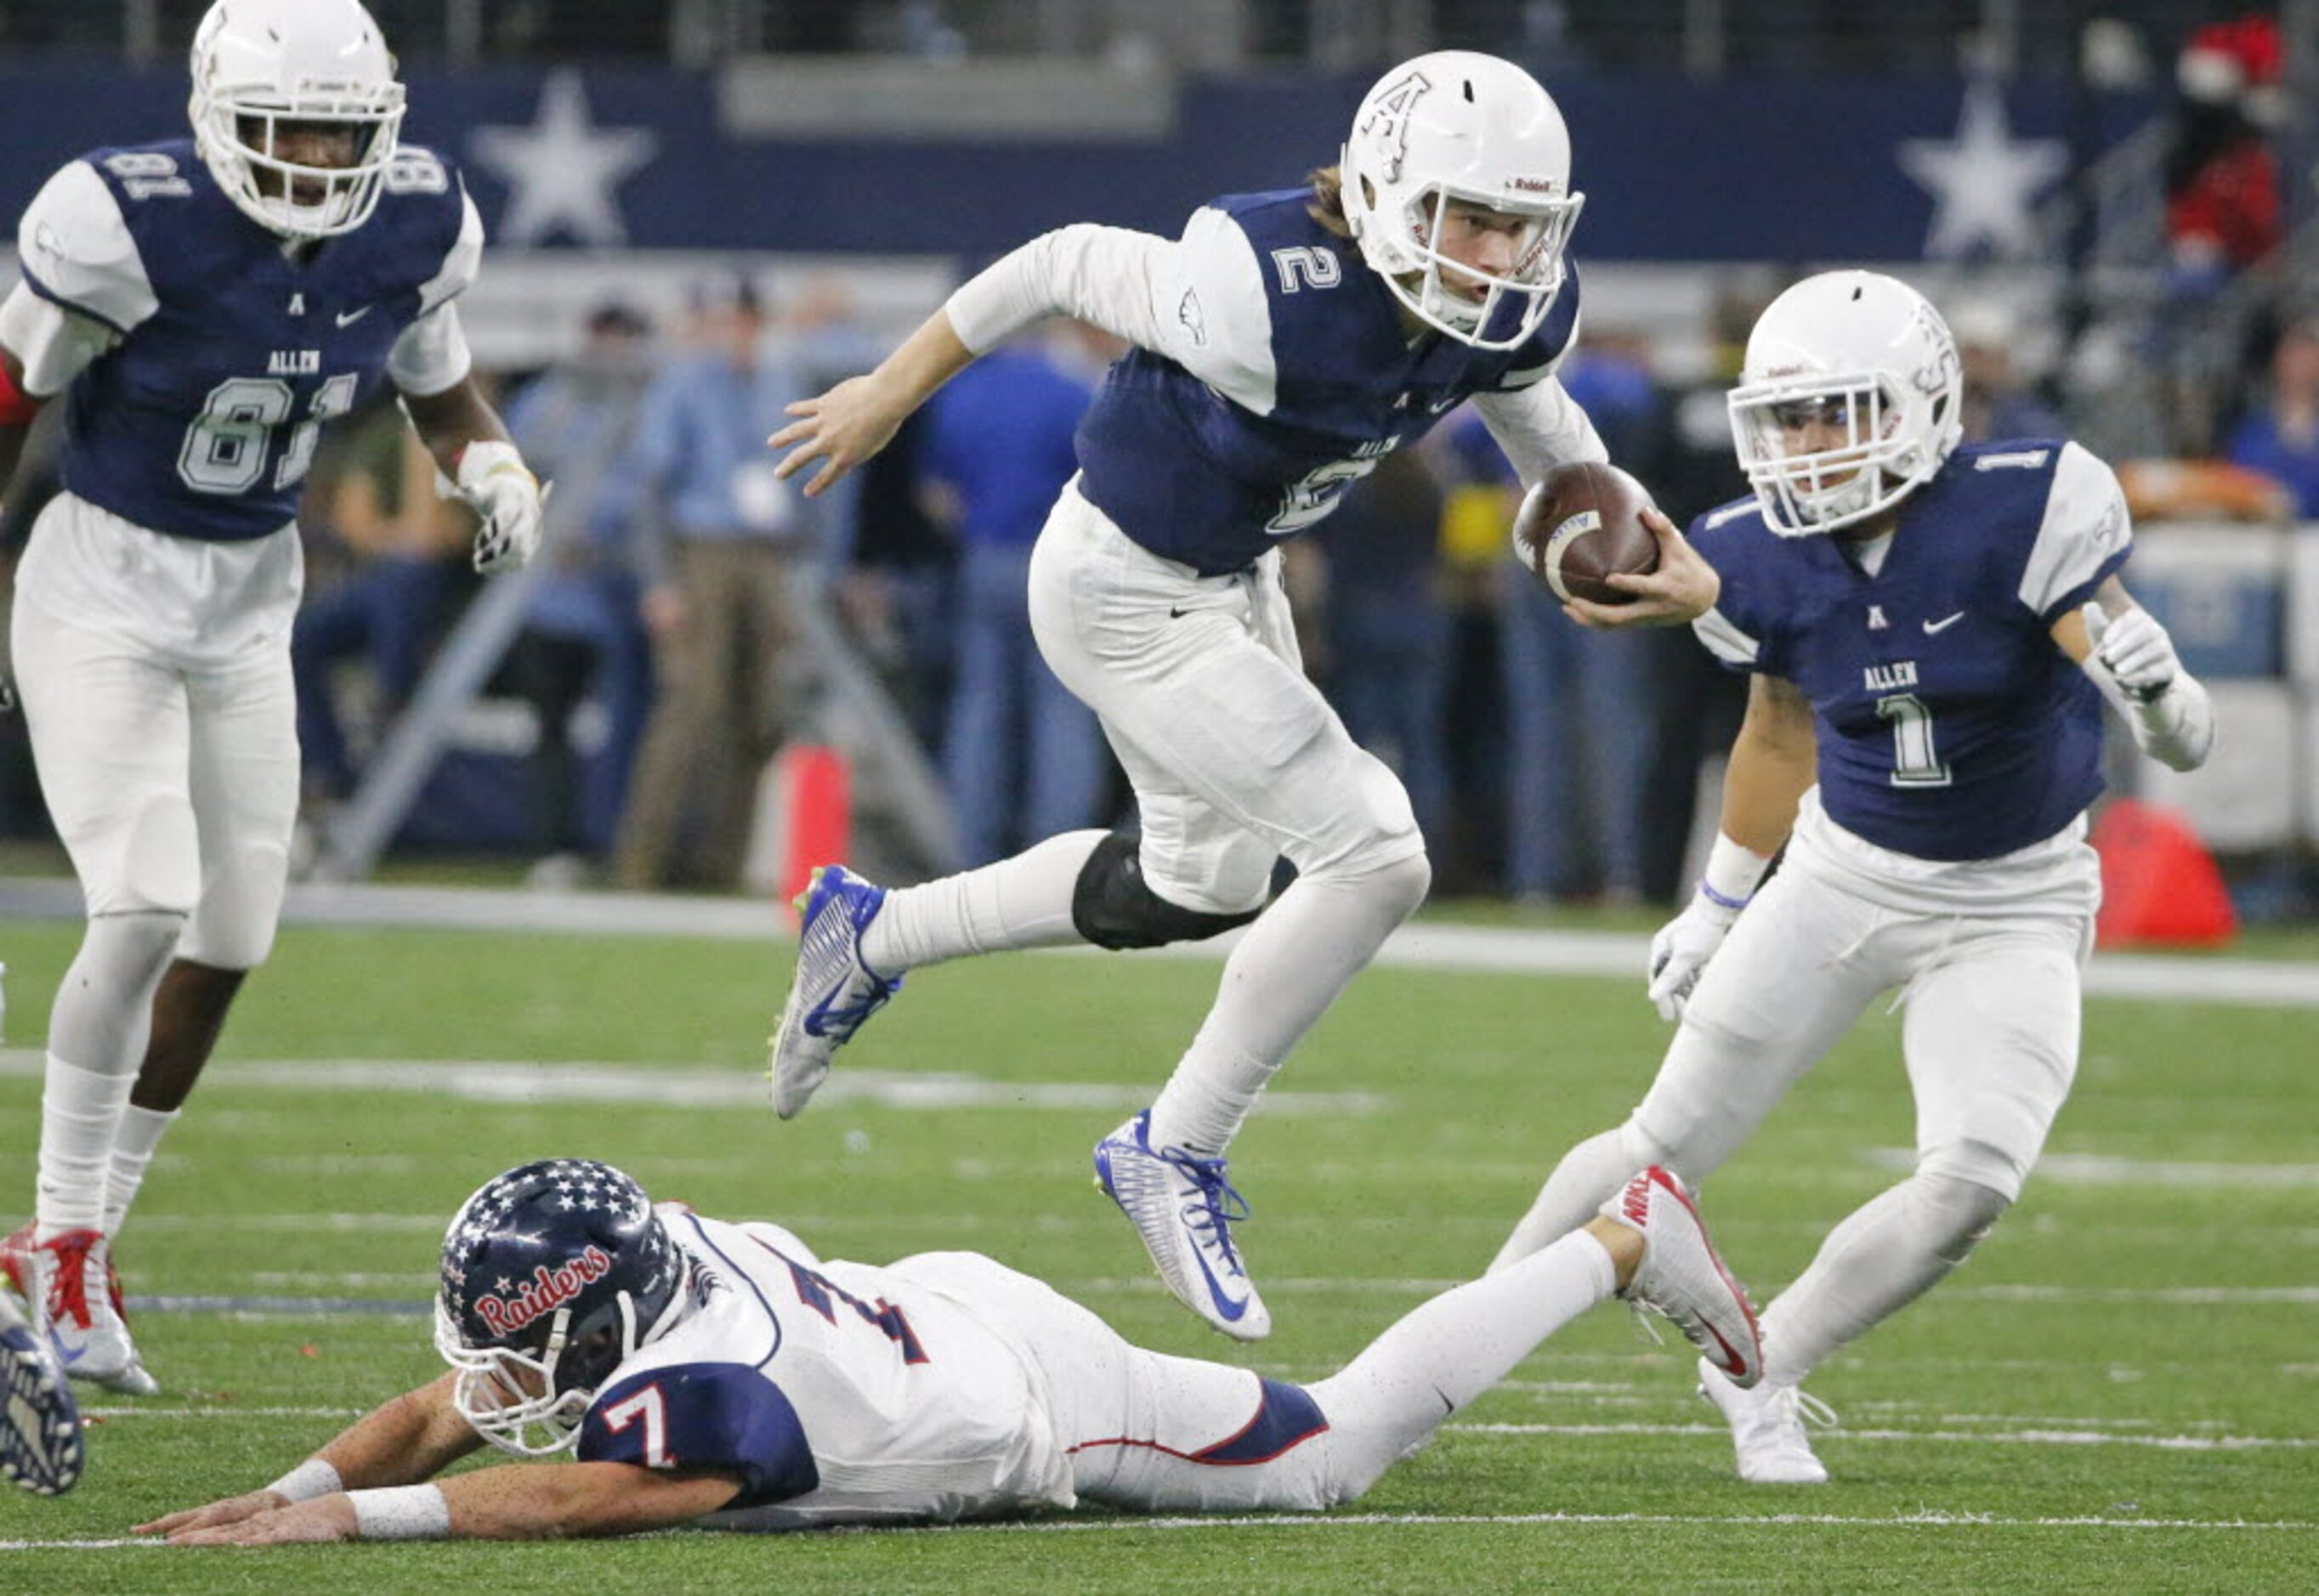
left=1339, top=51, right=1584, bottom=351
left=1727, top=271, right=1965, bottom=536
left=188, top=0, right=405, bottom=240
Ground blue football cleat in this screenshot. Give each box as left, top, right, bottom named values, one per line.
left=1, top=1288, right=85, bottom=1497
left=1094, top=1111, right=1270, bottom=1341
left=768, top=865, right=904, bottom=1119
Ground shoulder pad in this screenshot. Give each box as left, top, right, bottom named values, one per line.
left=1161, top=204, right=1277, bottom=415
left=413, top=171, right=485, bottom=316
left=2017, top=439, right=2130, bottom=620
left=17, top=160, right=158, bottom=335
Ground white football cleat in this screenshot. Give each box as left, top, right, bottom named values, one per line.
left=1093, top=1112, right=1270, bottom=1341
left=0, top=1288, right=85, bottom=1496
left=1698, top=1357, right=1834, bottom=1484
left=1602, top=1167, right=1762, bottom=1389
left=1, top=1225, right=154, bottom=1392
left=767, top=864, right=904, bottom=1120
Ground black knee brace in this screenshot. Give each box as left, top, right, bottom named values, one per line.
left=1070, top=831, right=1270, bottom=951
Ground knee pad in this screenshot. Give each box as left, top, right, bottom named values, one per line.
left=177, top=838, right=290, bottom=971
left=1072, top=830, right=1271, bottom=951
left=1296, top=750, right=1423, bottom=882
left=1908, top=1159, right=2016, bottom=1265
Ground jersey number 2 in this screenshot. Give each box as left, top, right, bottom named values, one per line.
left=1875, top=693, right=1952, bottom=788
left=177, top=372, right=359, bottom=495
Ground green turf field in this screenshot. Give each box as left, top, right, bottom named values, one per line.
left=1, top=916, right=2313, bottom=1593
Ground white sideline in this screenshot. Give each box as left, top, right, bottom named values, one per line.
left=3, top=875, right=2316, bottom=1007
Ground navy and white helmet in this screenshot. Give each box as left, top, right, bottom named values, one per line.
left=432, top=1160, right=685, bottom=1457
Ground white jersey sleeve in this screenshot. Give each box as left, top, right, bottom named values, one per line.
left=1469, top=375, right=1609, bottom=491
left=388, top=301, right=474, bottom=397
left=944, top=207, right=1277, bottom=415
left=5, top=160, right=156, bottom=393
left=2017, top=441, right=2131, bottom=620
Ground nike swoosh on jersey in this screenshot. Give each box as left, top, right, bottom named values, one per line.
left=336, top=306, right=373, bottom=327
left=1922, top=612, right=1966, bottom=634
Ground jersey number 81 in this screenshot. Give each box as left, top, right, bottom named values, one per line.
left=177, top=371, right=359, bottom=495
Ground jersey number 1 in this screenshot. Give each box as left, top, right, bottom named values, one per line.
left=1875, top=693, right=1952, bottom=788
left=177, top=372, right=360, bottom=496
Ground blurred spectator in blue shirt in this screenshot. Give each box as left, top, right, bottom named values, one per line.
left=501, top=301, right=659, bottom=884
left=600, top=274, right=834, bottom=890
left=2226, top=318, right=2319, bottom=518
left=918, top=325, right=1113, bottom=863
left=1483, top=334, right=1670, bottom=903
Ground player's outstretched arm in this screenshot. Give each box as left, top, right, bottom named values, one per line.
left=2054, top=576, right=2215, bottom=773
left=135, top=1373, right=484, bottom=1538
left=1563, top=508, right=1723, bottom=629
left=157, top=1460, right=743, bottom=1546
left=770, top=309, right=976, bottom=499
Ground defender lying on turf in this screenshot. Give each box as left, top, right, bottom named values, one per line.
left=142, top=1157, right=1757, bottom=1542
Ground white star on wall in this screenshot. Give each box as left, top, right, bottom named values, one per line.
left=1897, top=77, right=2068, bottom=260
left=470, top=71, right=659, bottom=247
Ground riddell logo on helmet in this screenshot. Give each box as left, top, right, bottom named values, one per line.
left=1508, top=176, right=1559, bottom=194
left=473, top=1245, right=614, bottom=1338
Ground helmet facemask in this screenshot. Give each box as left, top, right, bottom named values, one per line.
left=193, top=88, right=404, bottom=240
left=1378, top=184, right=1583, bottom=350
left=434, top=1285, right=680, bottom=1458
left=1727, top=373, right=1931, bottom=536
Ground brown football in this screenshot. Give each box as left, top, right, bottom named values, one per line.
left=1511, top=461, right=1662, bottom=606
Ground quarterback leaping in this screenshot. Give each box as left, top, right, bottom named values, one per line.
left=1489, top=272, right=2215, bottom=1485
left=0, top=0, right=544, bottom=1397
left=137, top=1157, right=1758, bottom=1543
left=764, top=51, right=1719, bottom=1343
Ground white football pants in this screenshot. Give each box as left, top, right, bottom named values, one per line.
left=12, top=492, right=302, bottom=969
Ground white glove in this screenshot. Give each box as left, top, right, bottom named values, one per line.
left=455, top=440, right=544, bottom=575
left=1646, top=891, right=1741, bottom=1023
left=2082, top=603, right=2180, bottom=703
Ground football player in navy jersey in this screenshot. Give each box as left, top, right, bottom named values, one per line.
left=138, top=1156, right=1758, bottom=1543
left=0, top=0, right=544, bottom=1396
left=763, top=52, right=1719, bottom=1341
left=1490, top=272, right=2215, bottom=1484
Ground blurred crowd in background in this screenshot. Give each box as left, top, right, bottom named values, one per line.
left=3, top=3, right=2317, bottom=911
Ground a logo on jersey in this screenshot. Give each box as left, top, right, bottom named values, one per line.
left=267, top=349, right=321, bottom=376
left=288, top=293, right=307, bottom=317
left=1922, top=610, right=1966, bottom=635
left=1177, top=287, right=1208, bottom=348
left=473, top=1244, right=614, bottom=1338
left=1358, top=70, right=1432, bottom=183
left=1863, top=659, right=1919, bottom=692
left=1867, top=604, right=1889, bottom=630
left=102, top=150, right=191, bottom=201
left=336, top=305, right=374, bottom=328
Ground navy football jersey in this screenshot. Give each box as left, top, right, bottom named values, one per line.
left=1690, top=439, right=2132, bottom=862
left=573, top=1211, right=1071, bottom=1527
left=1074, top=189, right=1582, bottom=576
left=13, top=137, right=479, bottom=542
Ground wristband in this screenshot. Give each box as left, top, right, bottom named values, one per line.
left=349, top=1483, right=452, bottom=1541
left=1698, top=833, right=1771, bottom=910
left=265, top=1457, right=343, bottom=1503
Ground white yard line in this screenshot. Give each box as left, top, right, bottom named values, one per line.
left=4, top=875, right=2316, bottom=1006
left=8, top=1509, right=2311, bottom=1552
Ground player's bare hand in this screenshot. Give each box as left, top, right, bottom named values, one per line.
left=136, top=1489, right=292, bottom=1537
left=1563, top=509, right=1721, bottom=629
left=768, top=373, right=910, bottom=499
left=165, top=1495, right=358, bottom=1547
